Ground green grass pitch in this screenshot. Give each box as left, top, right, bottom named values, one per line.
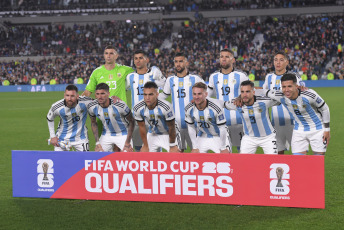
left=0, top=88, right=343, bottom=229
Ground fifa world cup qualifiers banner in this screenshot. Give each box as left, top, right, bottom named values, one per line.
left=12, top=151, right=324, bottom=209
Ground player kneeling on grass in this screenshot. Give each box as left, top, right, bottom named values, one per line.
left=133, top=81, right=181, bottom=152
left=47, top=84, right=94, bottom=151
left=88, top=83, right=135, bottom=152
left=185, top=82, right=230, bottom=153
left=264, top=74, right=330, bottom=155
left=224, top=80, right=279, bottom=154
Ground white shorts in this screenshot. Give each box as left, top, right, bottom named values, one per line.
left=240, top=133, right=278, bottom=154
left=197, top=136, right=228, bottom=153
left=228, top=124, right=243, bottom=147
left=147, top=131, right=182, bottom=152
left=100, top=135, right=128, bottom=152
left=275, top=122, right=293, bottom=151
left=54, top=139, right=89, bottom=152
left=291, top=129, right=327, bottom=153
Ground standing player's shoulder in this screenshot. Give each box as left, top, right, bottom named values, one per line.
left=132, top=100, right=146, bottom=112
left=207, top=98, right=223, bottom=113
left=87, top=100, right=99, bottom=109
left=209, top=70, right=221, bottom=77
left=286, top=70, right=301, bottom=79
left=233, top=68, right=248, bottom=76
left=255, top=95, right=272, bottom=101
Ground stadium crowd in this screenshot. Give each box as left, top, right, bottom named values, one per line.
left=0, top=0, right=339, bottom=11
left=1, top=14, right=343, bottom=85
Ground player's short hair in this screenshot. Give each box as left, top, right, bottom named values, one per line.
left=274, top=51, right=288, bottom=60
left=65, top=84, right=78, bottom=92
left=104, top=45, right=117, bottom=52
left=96, top=83, right=110, bottom=92
left=220, top=49, right=234, bottom=56
left=143, top=81, right=158, bottom=89
left=134, top=49, right=147, bottom=57
left=241, top=80, right=254, bottom=88
left=192, top=82, right=207, bottom=91
left=281, top=73, right=297, bottom=83
left=174, top=52, right=187, bottom=60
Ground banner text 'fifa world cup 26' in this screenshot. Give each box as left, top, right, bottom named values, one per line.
left=12, top=151, right=325, bottom=208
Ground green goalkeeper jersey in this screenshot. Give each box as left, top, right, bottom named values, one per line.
left=86, top=64, right=134, bottom=103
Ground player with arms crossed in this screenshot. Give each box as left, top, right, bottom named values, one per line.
left=133, top=81, right=181, bottom=152
left=263, top=52, right=304, bottom=154
left=47, top=85, right=93, bottom=151
left=208, top=49, right=249, bottom=152
left=265, top=74, right=330, bottom=155
left=87, top=83, right=135, bottom=152
left=126, top=50, right=166, bottom=151
left=82, top=45, right=134, bottom=103
left=224, top=80, right=279, bottom=154
left=159, top=52, right=204, bottom=151
left=185, top=82, right=230, bottom=153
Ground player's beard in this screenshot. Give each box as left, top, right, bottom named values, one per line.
left=220, top=63, right=231, bottom=70
left=66, top=100, right=77, bottom=108
left=176, top=66, right=185, bottom=73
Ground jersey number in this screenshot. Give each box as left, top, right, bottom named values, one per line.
left=72, top=116, right=80, bottom=123
left=177, top=89, right=186, bottom=98
left=105, top=119, right=111, bottom=125
left=294, top=109, right=301, bottom=116
left=136, top=86, right=144, bottom=95
left=106, top=81, right=117, bottom=90
left=199, top=121, right=210, bottom=128
left=249, top=116, right=256, bottom=123
left=221, top=86, right=230, bottom=95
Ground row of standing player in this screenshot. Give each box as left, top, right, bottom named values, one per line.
left=47, top=45, right=330, bottom=154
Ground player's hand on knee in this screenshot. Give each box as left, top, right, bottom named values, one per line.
left=220, top=149, right=230, bottom=153
left=49, top=137, right=59, bottom=147
left=123, top=143, right=134, bottom=152
left=140, top=145, right=149, bottom=152
left=95, top=143, right=104, bottom=152
left=323, top=131, right=330, bottom=146
left=191, top=148, right=200, bottom=153
left=169, top=145, right=179, bottom=153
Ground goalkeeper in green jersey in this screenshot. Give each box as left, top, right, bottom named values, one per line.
left=82, top=45, right=134, bottom=104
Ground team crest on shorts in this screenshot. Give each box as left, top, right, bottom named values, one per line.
left=117, top=73, right=122, bottom=78
left=249, top=109, right=254, bottom=115
left=179, top=82, right=183, bottom=87
left=292, top=104, right=298, bottom=109
left=109, top=74, right=113, bottom=80
left=104, top=112, right=109, bottom=117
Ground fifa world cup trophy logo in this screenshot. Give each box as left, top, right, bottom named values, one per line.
left=276, top=167, right=284, bottom=187
left=42, top=162, right=49, bottom=181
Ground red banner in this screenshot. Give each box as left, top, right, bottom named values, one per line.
left=50, top=152, right=324, bottom=209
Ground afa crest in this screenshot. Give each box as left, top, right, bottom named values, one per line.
left=139, top=80, right=144, bottom=85
left=150, top=114, right=155, bottom=119
left=292, top=104, right=298, bottom=109
left=224, top=79, right=228, bottom=85
left=104, top=112, right=109, bottom=117
left=109, top=74, right=113, bottom=80
left=179, top=82, right=184, bottom=87
left=249, top=109, right=254, bottom=115
left=200, top=116, right=204, bottom=121
left=276, top=80, right=280, bottom=85
left=72, top=112, right=77, bottom=117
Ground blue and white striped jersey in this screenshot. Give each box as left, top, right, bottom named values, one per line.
left=266, top=89, right=328, bottom=131
left=263, top=71, right=303, bottom=126
left=132, top=99, right=175, bottom=135
left=185, top=98, right=226, bottom=138
left=47, top=96, right=93, bottom=142
left=126, top=66, right=165, bottom=108
left=161, top=74, right=204, bottom=129
left=87, top=99, right=131, bottom=136
left=208, top=69, right=249, bottom=125
left=225, top=96, right=280, bottom=137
